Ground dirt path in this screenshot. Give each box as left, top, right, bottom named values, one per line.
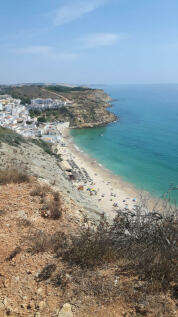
left=41, top=88, right=71, bottom=103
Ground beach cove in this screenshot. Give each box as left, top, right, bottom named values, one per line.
left=56, top=127, right=157, bottom=218
left=54, top=84, right=178, bottom=217
left=71, top=84, right=178, bottom=204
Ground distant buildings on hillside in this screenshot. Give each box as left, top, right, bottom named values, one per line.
left=0, top=95, right=70, bottom=144
left=29, top=98, right=67, bottom=111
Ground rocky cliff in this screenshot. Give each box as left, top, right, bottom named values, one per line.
left=54, top=88, right=118, bottom=128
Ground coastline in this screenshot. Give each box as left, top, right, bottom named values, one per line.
left=59, top=127, right=159, bottom=217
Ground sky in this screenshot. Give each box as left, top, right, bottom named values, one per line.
left=0, top=0, right=178, bottom=85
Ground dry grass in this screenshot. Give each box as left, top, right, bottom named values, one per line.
left=61, top=215, right=117, bottom=268
left=41, top=191, right=62, bottom=220
left=25, top=188, right=177, bottom=316
left=30, top=183, right=51, bottom=197
left=0, top=169, right=29, bottom=184
left=30, top=183, right=62, bottom=220
left=17, top=217, right=32, bottom=227
left=28, top=230, right=51, bottom=254
left=28, top=229, right=67, bottom=255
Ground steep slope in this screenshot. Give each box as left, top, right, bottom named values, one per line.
left=0, top=127, right=101, bottom=217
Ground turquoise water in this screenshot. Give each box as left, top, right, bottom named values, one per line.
left=71, top=84, right=178, bottom=202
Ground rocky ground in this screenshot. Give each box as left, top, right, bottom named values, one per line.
left=0, top=178, right=82, bottom=317
left=0, top=177, right=177, bottom=317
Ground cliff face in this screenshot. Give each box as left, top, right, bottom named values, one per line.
left=56, top=89, right=118, bottom=128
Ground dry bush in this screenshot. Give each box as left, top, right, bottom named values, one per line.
left=27, top=193, right=177, bottom=314
left=6, top=246, right=21, bottom=261
left=30, top=184, right=50, bottom=197
left=62, top=215, right=117, bottom=268
left=47, top=199, right=62, bottom=220
left=50, top=231, right=69, bottom=255
left=17, top=218, right=32, bottom=227
left=60, top=200, right=177, bottom=292
left=0, top=169, right=29, bottom=184
left=41, top=191, right=62, bottom=220
left=28, top=230, right=67, bottom=255
left=80, top=271, right=120, bottom=304
left=28, top=230, right=51, bottom=254
left=111, top=204, right=178, bottom=290
left=36, top=264, right=56, bottom=282
left=30, top=183, right=62, bottom=220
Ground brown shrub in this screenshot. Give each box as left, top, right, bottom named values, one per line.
left=60, top=207, right=177, bottom=292
left=26, top=194, right=177, bottom=314
left=17, top=218, right=32, bottom=227
left=47, top=199, right=62, bottom=220
left=36, top=264, right=56, bottom=282
left=0, top=169, right=29, bottom=184
left=50, top=231, right=69, bottom=255
left=28, top=230, right=67, bottom=254
left=6, top=246, right=21, bottom=261
left=28, top=230, right=51, bottom=254
left=62, top=215, right=117, bottom=268
left=30, top=184, right=50, bottom=197
left=41, top=191, right=62, bottom=220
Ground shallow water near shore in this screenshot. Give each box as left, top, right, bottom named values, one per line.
left=71, top=84, right=178, bottom=203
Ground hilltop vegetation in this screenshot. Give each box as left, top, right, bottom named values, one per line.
left=47, top=85, right=93, bottom=93
left=0, top=126, right=26, bottom=146
left=1, top=84, right=93, bottom=100
left=1, top=84, right=118, bottom=127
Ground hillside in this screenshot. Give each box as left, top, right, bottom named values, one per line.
left=0, top=127, right=102, bottom=217
left=2, top=85, right=118, bottom=128
left=0, top=174, right=177, bottom=317
left=0, top=128, right=177, bottom=317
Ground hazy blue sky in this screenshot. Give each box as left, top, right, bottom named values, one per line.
left=1, top=0, right=178, bottom=85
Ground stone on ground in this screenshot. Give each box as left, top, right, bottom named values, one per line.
left=58, top=303, right=73, bottom=317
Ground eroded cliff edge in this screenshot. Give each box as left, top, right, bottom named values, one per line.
left=55, top=88, right=118, bottom=128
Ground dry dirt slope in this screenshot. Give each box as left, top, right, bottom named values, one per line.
left=0, top=178, right=81, bottom=317
left=0, top=127, right=102, bottom=219
left=0, top=179, right=177, bottom=317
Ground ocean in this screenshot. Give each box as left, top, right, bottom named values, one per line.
left=71, top=84, right=178, bottom=203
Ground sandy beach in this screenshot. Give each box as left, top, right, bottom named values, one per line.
left=55, top=127, right=158, bottom=218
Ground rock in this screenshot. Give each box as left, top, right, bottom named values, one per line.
left=135, top=303, right=148, bottom=315
left=39, top=301, right=46, bottom=310
left=37, top=287, right=44, bottom=295
left=58, top=303, right=73, bottom=317
left=0, top=300, right=5, bottom=310
left=3, top=297, right=10, bottom=307
left=17, top=210, right=27, bottom=219
left=29, top=300, right=35, bottom=310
